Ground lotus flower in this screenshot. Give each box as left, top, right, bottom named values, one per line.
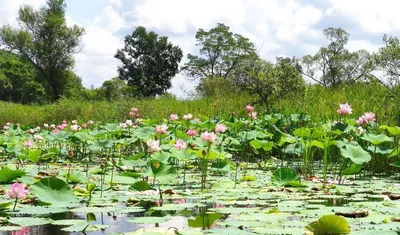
left=187, top=129, right=197, bottom=137
left=170, top=114, right=179, bottom=121
left=215, top=124, right=227, bottom=133
left=155, top=125, right=168, bottom=134
left=201, top=131, right=217, bottom=143
left=174, top=140, right=187, bottom=150
left=337, top=103, right=353, bottom=115
left=7, top=183, right=29, bottom=199
left=147, top=139, right=161, bottom=153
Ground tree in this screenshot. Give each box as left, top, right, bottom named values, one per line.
left=99, top=77, right=133, bottom=101
left=115, top=26, right=183, bottom=97
left=236, top=57, right=305, bottom=105
left=181, top=23, right=257, bottom=82
left=372, top=35, right=400, bottom=87
left=0, top=0, right=85, bottom=100
left=0, top=50, right=47, bottom=103
left=300, top=28, right=372, bottom=87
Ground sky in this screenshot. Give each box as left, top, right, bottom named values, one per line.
left=1, top=0, right=400, bottom=97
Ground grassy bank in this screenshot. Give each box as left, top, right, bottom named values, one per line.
left=1, top=83, right=399, bottom=126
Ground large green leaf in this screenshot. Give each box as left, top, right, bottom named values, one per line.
left=20, top=149, right=42, bottom=163
left=340, top=144, right=371, bottom=164
left=188, top=213, right=223, bottom=228
left=380, top=125, right=400, bottom=136
left=361, top=133, right=393, bottom=146
left=271, top=168, right=304, bottom=187
left=30, top=177, right=77, bottom=205
left=0, top=167, right=26, bottom=183
left=341, top=163, right=362, bottom=175
left=305, top=215, right=350, bottom=235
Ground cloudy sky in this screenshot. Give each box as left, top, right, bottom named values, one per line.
left=1, top=0, right=400, bottom=97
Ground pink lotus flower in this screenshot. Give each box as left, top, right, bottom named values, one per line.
left=81, top=124, right=88, bottom=129
left=248, top=112, right=258, bottom=120
left=245, top=105, right=254, bottom=112
left=135, top=119, right=141, bottom=125
left=131, top=107, right=138, bottom=113
left=7, top=183, right=29, bottom=199
left=88, top=120, right=94, bottom=125
left=57, top=124, right=65, bottom=130
left=52, top=129, right=60, bottom=133
left=129, top=111, right=135, bottom=116
left=215, top=124, right=227, bottom=133
left=174, top=140, right=187, bottom=150
left=187, top=129, right=197, bottom=137
left=183, top=113, right=193, bottom=120
left=70, top=124, right=79, bottom=132
left=62, top=120, right=67, bottom=124
left=27, top=129, right=35, bottom=134
left=356, top=112, right=376, bottom=126
left=147, top=139, right=161, bottom=153
left=126, top=120, right=133, bottom=126
left=71, top=120, right=77, bottom=125
left=201, top=131, right=217, bottom=143
left=119, top=122, right=127, bottom=128
left=170, top=114, right=179, bottom=121
left=23, top=140, right=33, bottom=147
left=337, top=103, right=353, bottom=115
left=35, top=126, right=41, bottom=131
left=2, top=125, right=8, bottom=130
left=155, top=125, right=168, bottom=135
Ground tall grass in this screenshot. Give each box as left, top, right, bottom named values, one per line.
left=1, top=83, right=398, bottom=126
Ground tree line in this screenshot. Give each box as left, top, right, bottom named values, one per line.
left=0, top=0, right=399, bottom=105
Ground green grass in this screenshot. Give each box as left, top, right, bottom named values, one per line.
left=1, top=82, right=399, bottom=126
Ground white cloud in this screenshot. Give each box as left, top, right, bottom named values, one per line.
left=328, top=0, right=400, bottom=34
left=346, top=40, right=380, bottom=53
left=0, top=0, right=46, bottom=27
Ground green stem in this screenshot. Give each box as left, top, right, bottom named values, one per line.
left=12, top=197, right=18, bottom=211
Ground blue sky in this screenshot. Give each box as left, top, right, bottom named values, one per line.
left=1, top=0, right=399, bottom=97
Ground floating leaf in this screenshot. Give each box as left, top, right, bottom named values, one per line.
left=305, top=215, right=350, bottom=235
left=30, top=177, right=77, bottom=205
left=0, top=167, right=26, bottom=183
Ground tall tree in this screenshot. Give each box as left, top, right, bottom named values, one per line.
left=0, top=50, right=47, bottom=103
left=181, top=23, right=257, bottom=81
left=372, top=35, right=400, bottom=87
left=115, top=26, right=183, bottom=97
left=300, top=28, right=372, bottom=87
left=0, top=0, right=84, bottom=100
left=236, top=57, right=305, bottom=105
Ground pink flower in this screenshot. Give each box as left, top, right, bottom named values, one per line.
left=88, top=120, right=94, bottom=125
left=2, top=125, right=8, bottom=130
left=35, top=126, right=41, bottom=131
left=363, top=112, right=376, bottom=122
left=248, top=112, right=258, bottom=120
left=129, top=111, right=135, bottom=116
left=147, top=139, right=161, bottom=153
left=135, top=119, right=141, bottom=125
left=131, top=107, right=138, bottom=113
left=201, top=131, right=217, bottom=143
left=71, top=120, right=77, bottom=125
left=43, top=123, right=49, bottom=128
left=81, top=124, right=88, bottom=129
left=245, top=105, right=254, bottom=112
left=174, top=140, right=187, bottom=150
left=119, top=122, right=127, bottom=128
left=70, top=124, right=79, bottom=132
left=187, top=129, right=197, bottom=137
left=356, top=112, right=376, bottom=126
left=52, top=129, right=60, bottom=133
left=155, top=125, right=168, bottom=135
left=23, top=140, right=33, bottom=147
left=215, top=124, right=227, bottom=133
left=126, top=120, right=133, bottom=126
left=170, top=114, right=179, bottom=121
left=183, top=114, right=193, bottom=120
left=7, top=183, right=29, bottom=199
left=337, top=103, right=353, bottom=115
left=27, top=129, right=35, bottom=134
left=57, top=124, right=65, bottom=130
left=62, top=120, right=67, bottom=124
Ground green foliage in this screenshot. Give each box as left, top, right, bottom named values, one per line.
left=30, top=177, right=77, bottom=205
left=306, top=215, right=350, bottom=235
left=0, top=167, right=26, bottom=183
left=0, top=0, right=85, bottom=100
left=271, top=168, right=304, bottom=187
left=182, top=23, right=256, bottom=91
left=115, top=26, right=183, bottom=97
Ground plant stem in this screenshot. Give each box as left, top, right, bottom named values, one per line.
left=12, top=197, right=18, bottom=211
